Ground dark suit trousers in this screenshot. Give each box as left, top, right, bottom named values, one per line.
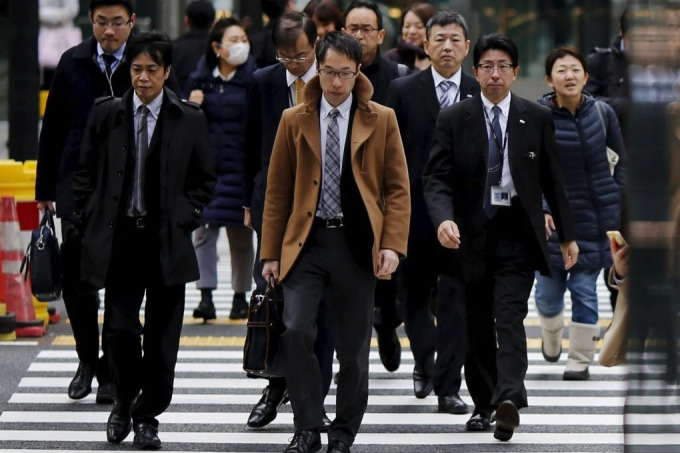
left=282, top=226, right=376, bottom=446
left=464, top=203, right=536, bottom=413
left=396, top=237, right=466, bottom=395
left=252, top=225, right=336, bottom=396
left=104, top=218, right=185, bottom=426
left=60, top=218, right=110, bottom=383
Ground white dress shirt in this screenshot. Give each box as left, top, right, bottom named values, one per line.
left=96, top=41, right=126, bottom=75
left=481, top=92, right=516, bottom=198
left=431, top=66, right=462, bottom=105
left=286, top=62, right=317, bottom=107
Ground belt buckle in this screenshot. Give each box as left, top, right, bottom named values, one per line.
left=325, top=217, right=343, bottom=229
left=135, top=217, right=146, bottom=229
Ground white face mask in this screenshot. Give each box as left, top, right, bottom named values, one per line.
left=223, top=42, right=250, bottom=66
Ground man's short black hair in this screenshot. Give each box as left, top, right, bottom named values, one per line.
left=426, top=10, right=468, bottom=40
left=473, top=33, right=519, bottom=67
left=262, top=0, right=289, bottom=20
left=273, top=11, right=317, bottom=50
left=186, top=0, right=216, bottom=30
left=344, top=0, right=382, bottom=30
left=126, top=31, right=173, bottom=68
left=316, top=31, right=362, bottom=66
left=89, top=0, right=136, bottom=17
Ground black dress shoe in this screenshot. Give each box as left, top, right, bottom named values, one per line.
left=192, top=299, right=216, bottom=321
left=283, top=429, right=321, bottom=453
left=437, top=393, right=469, bottom=414
left=68, top=362, right=95, bottom=400
left=326, top=438, right=351, bottom=453
left=494, top=400, right=520, bottom=441
left=133, top=422, right=162, bottom=450
left=412, top=355, right=434, bottom=399
left=96, top=381, right=116, bottom=404
left=247, top=385, right=289, bottom=428
left=320, top=411, right=332, bottom=433
left=376, top=328, right=401, bottom=372
left=465, top=411, right=494, bottom=431
left=106, top=400, right=132, bottom=444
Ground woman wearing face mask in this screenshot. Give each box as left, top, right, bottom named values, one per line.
left=535, top=46, right=626, bottom=380
left=384, top=2, right=435, bottom=71
left=184, top=17, right=258, bottom=321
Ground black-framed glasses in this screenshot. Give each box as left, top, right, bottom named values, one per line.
left=346, top=25, right=379, bottom=35
left=476, top=63, right=515, bottom=74
left=318, top=69, right=357, bottom=79
left=276, top=48, right=313, bottom=63
left=93, top=19, right=132, bottom=29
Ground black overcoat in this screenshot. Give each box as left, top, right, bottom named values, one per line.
left=73, top=88, right=216, bottom=289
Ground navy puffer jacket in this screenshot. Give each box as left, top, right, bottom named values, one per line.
left=184, top=56, right=258, bottom=226
left=538, top=92, right=626, bottom=270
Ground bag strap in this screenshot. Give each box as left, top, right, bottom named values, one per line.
left=594, top=100, right=608, bottom=139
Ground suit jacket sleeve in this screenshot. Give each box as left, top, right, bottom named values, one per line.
left=422, top=108, right=457, bottom=229
left=260, top=113, right=295, bottom=261
left=380, top=109, right=410, bottom=257
left=243, top=77, right=263, bottom=208
left=539, top=108, right=576, bottom=243
left=36, top=57, right=69, bottom=202
left=179, top=110, right=216, bottom=230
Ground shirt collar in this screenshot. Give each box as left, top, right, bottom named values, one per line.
left=481, top=91, right=511, bottom=119
left=286, top=59, right=317, bottom=87
left=133, top=89, right=164, bottom=120
left=431, top=66, right=462, bottom=89
left=320, top=92, right=353, bottom=120
left=212, top=65, right=235, bottom=81
left=96, top=41, right=126, bottom=61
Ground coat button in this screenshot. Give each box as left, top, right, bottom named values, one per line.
left=298, top=242, right=302, bottom=247
left=313, top=180, right=318, bottom=185
left=108, top=221, right=114, bottom=228
left=307, top=211, right=312, bottom=217
left=117, top=170, right=123, bottom=176
left=122, top=145, right=127, bottom=151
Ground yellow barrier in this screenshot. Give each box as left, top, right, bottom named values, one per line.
left=40, top=91, right=49, bottom=118
left=0, top=160, right=37, bottom=201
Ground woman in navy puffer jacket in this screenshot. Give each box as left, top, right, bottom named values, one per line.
left=535, top=47, right=626, bottom=381
left=183, top=17, right=258, bottom=321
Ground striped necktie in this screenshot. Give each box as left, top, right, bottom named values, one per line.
left=483, top=105, right=504, bottom=218
left=320, top=108, right=342, bottom=218
left=438, top=80, right=455, bottom=110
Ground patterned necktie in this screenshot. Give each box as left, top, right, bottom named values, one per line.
left=295, top=78, right=305, bottom=105
left=438, top=80, right=455, bottom=110
left=102, top=54, right=116, bottom=79
left=131, top=105, right=149, bottom=216
left=320, top=108, right=342, bottom=218
left=483, top=105, right=504, bottom=218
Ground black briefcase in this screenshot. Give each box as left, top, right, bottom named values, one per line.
left=243, top=280, right=285, bottom=377
left=21, top=210, right=61, bottom=301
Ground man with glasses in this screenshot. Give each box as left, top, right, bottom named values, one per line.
left=261, top=31, right=409, bottom=453
left=243, top=11, right=335, bottom=432
left=386, top=10, right=479, bottom=415
left=35, top=0, right=138, bottom=406
left=423, top=33, right=578, bottom=441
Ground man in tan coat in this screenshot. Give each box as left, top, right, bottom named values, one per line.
left=261, top=32, right=410, bottom=453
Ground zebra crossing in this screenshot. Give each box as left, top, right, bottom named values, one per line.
left=0, top=235, right=676, bottom=452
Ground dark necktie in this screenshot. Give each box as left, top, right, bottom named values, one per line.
left=483, top=105, right=503, bottom=218
left=130, top=105, right=149, bottom=217
left=438, top=81, right=455, bottom=110
left=102, top=54, right=116, bottom=79
left=320, top=108, right=342, bottom=218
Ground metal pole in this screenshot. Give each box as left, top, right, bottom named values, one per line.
left=8, top=0, right=39, bottom=161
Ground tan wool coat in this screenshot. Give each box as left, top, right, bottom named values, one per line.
left=260, top=72, right=410, bottom=281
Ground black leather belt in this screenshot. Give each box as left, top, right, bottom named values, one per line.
left=314, top=217, right=343, bottom=229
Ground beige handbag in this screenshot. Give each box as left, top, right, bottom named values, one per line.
left=599, top=275, right=628, bottom=367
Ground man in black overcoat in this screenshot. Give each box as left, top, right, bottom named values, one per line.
left=73, top=32, right=215, bottom=450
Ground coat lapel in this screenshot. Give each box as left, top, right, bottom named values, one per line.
left=507, top=94, right=528, bottom=178
left=465, top=95, right=489, bottom=168
left=271, top=64, right=291, bottom=111
left=351, top=107, right=378, bottom=161
left=418, top=69, right=440, bottom=122
left=298, top=110, right=322, bottom=163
